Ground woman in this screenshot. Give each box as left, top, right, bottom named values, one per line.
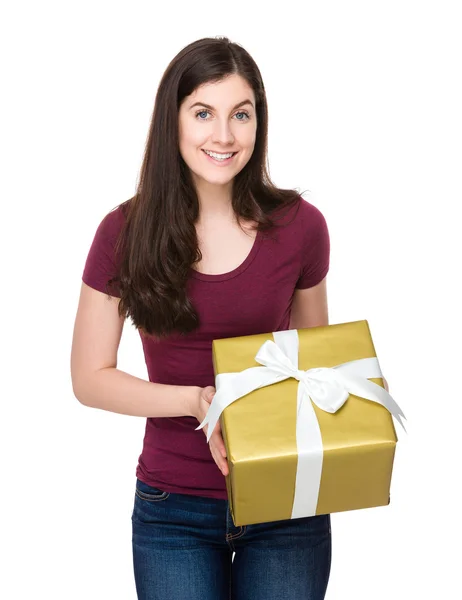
left=71, top=36, right=333, bottom=600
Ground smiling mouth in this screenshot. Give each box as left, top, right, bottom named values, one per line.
left=202, top=149, right=238, bottom=153
left=201, top=149, right=239, bottom=164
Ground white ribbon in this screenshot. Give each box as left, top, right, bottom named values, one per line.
left=196, top=329, right=406, bottom=519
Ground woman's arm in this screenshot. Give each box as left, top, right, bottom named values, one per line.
left=74, top=366, right=199, bottom=418
left=71, top=282, right=199, bottom=417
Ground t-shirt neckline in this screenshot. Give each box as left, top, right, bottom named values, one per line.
left=189, top=227, right=263, bottom=282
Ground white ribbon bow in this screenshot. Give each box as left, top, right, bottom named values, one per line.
left=196, top=329, right=406, bottom=518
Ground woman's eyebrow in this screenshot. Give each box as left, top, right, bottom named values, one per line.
left=189, top=99, right=254, bottom=111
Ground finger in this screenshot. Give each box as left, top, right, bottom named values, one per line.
left=210, top=445, right=228, bottom=476
left=211, top=416, right=223, bottom=436
left=212, top=442, right=228, bottom=473
left=219, top=457, right=228, bottom=476
left=211, top=430, right=227, bottom=457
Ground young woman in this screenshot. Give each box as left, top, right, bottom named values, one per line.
left=71, top=36, right=332, bottom=600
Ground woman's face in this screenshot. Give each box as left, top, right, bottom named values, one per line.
left=178, top=74, right=257, bottom=191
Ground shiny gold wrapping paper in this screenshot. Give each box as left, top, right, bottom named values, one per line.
left=212, top=319, right=397, bottom=526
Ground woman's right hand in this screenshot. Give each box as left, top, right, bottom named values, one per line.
left=191, top=386, right=229, bottom=477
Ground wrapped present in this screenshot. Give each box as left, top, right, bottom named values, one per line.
left=196, top=319, right=406, bottom=527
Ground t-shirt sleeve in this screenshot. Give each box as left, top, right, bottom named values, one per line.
left=295, top=202, right=330, bottom=289
left=81, top=208, right=124, bottom=298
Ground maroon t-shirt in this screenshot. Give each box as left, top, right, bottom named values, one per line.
left=81, top=195, right=330, bottom=499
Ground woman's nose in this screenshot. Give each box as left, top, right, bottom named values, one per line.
left=211, top=119, right=235, bottom=145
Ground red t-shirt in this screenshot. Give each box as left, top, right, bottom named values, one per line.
left=81, top=195, right=330, bottom=499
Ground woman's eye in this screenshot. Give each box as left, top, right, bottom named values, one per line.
left=195, top=110, right=250, bottom=121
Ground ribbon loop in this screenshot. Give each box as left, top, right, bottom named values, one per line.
left=255, top=340, right=299, bottom=378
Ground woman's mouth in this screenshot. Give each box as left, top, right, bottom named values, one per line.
left=202, top=149, right=238, bottom=166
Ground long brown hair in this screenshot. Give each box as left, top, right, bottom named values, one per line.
left=107, top=36, right=303, bottom=340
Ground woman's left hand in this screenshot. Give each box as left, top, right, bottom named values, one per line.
left=382, top=377, right=389, bottom=392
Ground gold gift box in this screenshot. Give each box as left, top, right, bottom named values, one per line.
left=212, top=319, right=398, bottom=527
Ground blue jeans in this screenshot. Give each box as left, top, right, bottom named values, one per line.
left=132, top=478, right=332, bottom=599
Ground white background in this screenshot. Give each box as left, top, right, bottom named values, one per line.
left=2, top=1, right=461, bottom=598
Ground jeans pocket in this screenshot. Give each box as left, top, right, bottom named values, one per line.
left=135, top=478, right=170, bottom=502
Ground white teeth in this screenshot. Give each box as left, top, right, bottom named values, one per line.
left=204, top=150, right=235, bottom=160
